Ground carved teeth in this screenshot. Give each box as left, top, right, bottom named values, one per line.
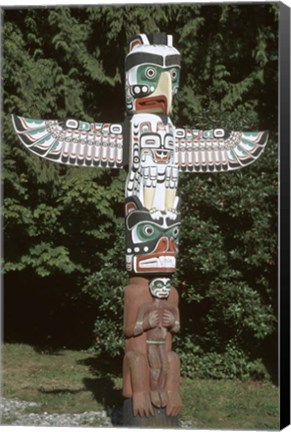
left=138, top=256, right=176, bottom=268
left=153, top=149, right=170, bottom=163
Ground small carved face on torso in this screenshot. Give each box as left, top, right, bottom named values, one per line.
left=135, top=115, right=175, bottom=167
left=149, top=277, right=171, bottom=299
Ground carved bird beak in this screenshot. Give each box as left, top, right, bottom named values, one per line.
left=135, top=71, right=173, bottom=115
left=152, top=71, right=172, bottom=114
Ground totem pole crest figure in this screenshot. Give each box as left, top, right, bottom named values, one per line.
left=12, top=32, right=268, bottom=422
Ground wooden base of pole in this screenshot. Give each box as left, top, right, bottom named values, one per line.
left=122, top=398, right=179, bottom=428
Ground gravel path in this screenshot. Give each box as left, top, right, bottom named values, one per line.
left=0, top=397, right=117, bottom=427
left=1, top=397, right=192, bottom=428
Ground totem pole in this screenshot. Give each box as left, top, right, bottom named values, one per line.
left=12, top=32, right=268, bottom=425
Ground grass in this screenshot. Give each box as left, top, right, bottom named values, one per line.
left=181, top=378, right=279, bottom=430
left=1, top=343, right=279, bottom=429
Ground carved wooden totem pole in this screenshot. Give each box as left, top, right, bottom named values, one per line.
left=12, top=32, right=268, bottom=426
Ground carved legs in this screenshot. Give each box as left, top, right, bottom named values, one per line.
left=148, top=344, right=169, bottom=408
left=123, top=349, right=181, bottom=416
left=123, top=351, right=153, bottom=416
left=165, top=351, right=182, bottom=416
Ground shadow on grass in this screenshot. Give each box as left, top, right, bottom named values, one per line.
left=40, top=355, right=124, bottom=425
left=83, top=377, right=124, bottom=408
left=37, top=379, right=123, bottom=407
left=38, top=376, right=124, bottom=426
left=39, top=388, right=86, bottom=395
left=80, top=355, right=124, bottom=425
left=82, top=377, right=124, bottom=426
left=77, top=354, right=122, bottom=377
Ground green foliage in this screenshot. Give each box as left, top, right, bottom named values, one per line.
left=178, top=340, right=270, bottom=381
left=3, top=4, right=278, bottom=380
left=82, top=249, right=128, bottom=357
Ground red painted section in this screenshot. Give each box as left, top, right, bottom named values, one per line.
left=136, top=96, right=167, bottom=114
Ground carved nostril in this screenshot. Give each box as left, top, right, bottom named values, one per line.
left=155, top=237, right=177, bottom=253
left=170, top=237, right=176, bottom=252
left=155, top=237, right=169, bottom=253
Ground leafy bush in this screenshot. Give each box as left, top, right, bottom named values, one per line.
left=177, top=339, right=270, bottom=381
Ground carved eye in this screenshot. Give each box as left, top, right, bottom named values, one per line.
left=170, top=68, right=178, bottom=81
left=134, top=222, right=162, bottom=243
left=145, top=67, right=157, bottom=79
left=143, top=225, right=154, bottom=236
left=133, top=156, right=140, bottom=164
left=172, top=226, right=180, bottom=238
left=65, top=119, right=79, bottom=129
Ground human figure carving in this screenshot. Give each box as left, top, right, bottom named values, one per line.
left=123, top=276, right=182, bottom=417
left=134, top=278, right=180, bottom=409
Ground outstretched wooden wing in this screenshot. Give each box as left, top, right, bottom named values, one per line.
left=12, top=114, right=125, bottom=168
left=175, top=128, right=269, bottom=173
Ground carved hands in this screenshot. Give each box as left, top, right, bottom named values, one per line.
left=166, top=208, right=179, bottom=220
left=162, top=309, right=180, bottom=333
left=134, top=309, right=179, bottom=335
left=148, top=310, right=160, bottom=328
left=134, top=310, right=159, bottom=335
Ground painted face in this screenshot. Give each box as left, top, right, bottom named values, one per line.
left=125, top=33, right=181, bottom=115
left=125, top=196, right=181, bottom=275
left=149, top=278, right=172, bottom=298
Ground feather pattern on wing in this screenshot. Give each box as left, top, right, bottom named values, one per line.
left=11, top=115, right=124, bottom=168
left=175, top=128, right=269, bottom=172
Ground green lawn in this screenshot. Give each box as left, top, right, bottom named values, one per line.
left=1, top=343, right=279, bottom=429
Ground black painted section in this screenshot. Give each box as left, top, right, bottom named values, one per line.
left=123, top=398, right=179, bottom=428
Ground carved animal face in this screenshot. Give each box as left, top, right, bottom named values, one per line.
left=125, top=33, right=181, bottom=115
left=125, top=196, right=181, bottom=275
